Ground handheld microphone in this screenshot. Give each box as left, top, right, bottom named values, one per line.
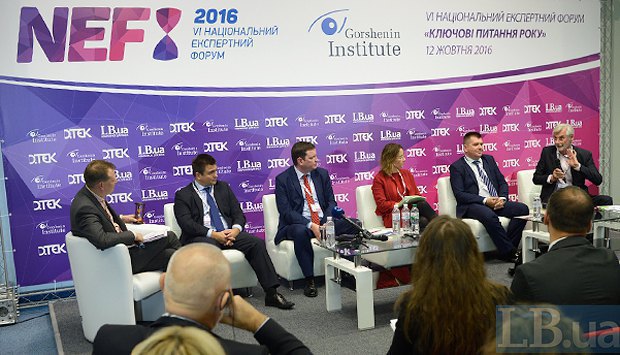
left=331, top=206, right=388, bottom=241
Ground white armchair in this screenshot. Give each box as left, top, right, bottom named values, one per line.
left=65, top=224, right=168, bottom=342
left=436, top=176, right=510, bottom=252
left=517, top=169, right=541, bottom=210
left=262, top=194, right=331, bottom=289
left=162, top=203, right=258, bottom=291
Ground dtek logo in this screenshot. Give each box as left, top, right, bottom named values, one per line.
left=325, top=153, right=348, bottom=164
left=265, top=116, right=289, bottom=127
left=502, top=123, right=519, bottom=132
left=546, top=120, right=562, bottom=130
left=483, top=142, right=498, bottom=152
left=38, top=243, right=66, bottom=256
left=102, top=148, right=129, bottom=159
left=478, top=106, right=497, bottom=116
left=64, top=127, right=91, bottom=139
left=203, top=142, right=228, bottom=152
left=29, top=153, right=57, bottom=164
left=172, top=165, right=193, bottom=176
left=267, top=158, right=291, bottom=169
left=17, top=7, right=181, bottom=62
left=354, top=171, right=375, bottom=182
left=234, top=118, right=259, bottom=130
left=432, top=164, right=450, bottom=175
left=295, top=136, right=318, bottom=144
left=407, top=148, right=426, bottom=157
left=417, top=185, right=428, bottom=194
left=523, top=104, right=541, bottom=114
left=405, top=110, right=425, bottom=120
left=503, top=159, right=520, bottom=168
left=524, top=139, right=541, bottom=149
left=107, top=192, right=133, bottom=204
left=431, top=127, right=450, bottom=137
left=170, top=122, right=195, bottom=133
left=324, top=114, right=346, bottom=124
left=67, top=173, right=85, bottom=185
left=33, top=198, right=62, bottom=211
left=353, top=132, right=373, bottom=142
left=307, top=9, right=349, bottom=35
left=335, top=193, right=349, bottom=203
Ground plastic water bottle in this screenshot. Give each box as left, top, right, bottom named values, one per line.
left=401, top=204, right=411, bottom=233
left=532, top=196, right=543, bottom=221
left=392, top=204, right=401, bottom=234
left=325, top=216, right=336, bottom=248
left=410, top=205, right=420, bottom=235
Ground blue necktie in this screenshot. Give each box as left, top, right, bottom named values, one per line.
left=473, top=160, right=498, bottom=197
left=204, top=186, right=225, bottom=231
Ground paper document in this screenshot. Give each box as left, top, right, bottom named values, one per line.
left=398, top=195, right=426, bottom=207
left=143, top=231, right=167, bottom=243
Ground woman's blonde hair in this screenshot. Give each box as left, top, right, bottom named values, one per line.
left=131, top=326, right=225, bottom=355
left=380, top=143, right=404, bottom=174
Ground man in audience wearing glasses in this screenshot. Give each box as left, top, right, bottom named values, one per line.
left=93, top=244, right=311, bottom=355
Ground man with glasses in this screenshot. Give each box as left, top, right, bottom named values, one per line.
left=533, top=123, right=612, bottom=206
left=174, top=154, right=294, bottom=310
left=93, top=244, right=311, bottom=354
left=70, top=160, right=180, bottom=273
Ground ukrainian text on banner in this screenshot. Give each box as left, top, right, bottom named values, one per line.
left=0, top=0, right=600, bottom=287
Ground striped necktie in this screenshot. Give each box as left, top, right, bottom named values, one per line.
left=473, top=160, right=498, bottom=197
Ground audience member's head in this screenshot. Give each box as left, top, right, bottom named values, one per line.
left=379, top=143, right=404, bottom=174
left=162, top=244, right=232, bottom=330
left=545, top=186, right=593, bottom=236
left=396, top=215, right=510, bottom=354
left=131, top=326, right=225, bottom=355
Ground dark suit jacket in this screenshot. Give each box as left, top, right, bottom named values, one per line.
left=70, top=186, right=134, bottom=249
left=511, top=237, right=620, bottom=304
left=449, top=155, right=509, bottom=218
left=174, top=181, right=246, bottom=245
left=533, top=145, right=603, bottom=203
left=274, top=166, right=336, bottom=244
left=93, top=315, right=311, bottom=355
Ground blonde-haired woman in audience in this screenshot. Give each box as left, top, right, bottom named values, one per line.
left=387, top=215, right=512, bottom=354
left=132, top=326, right=225, bottom=355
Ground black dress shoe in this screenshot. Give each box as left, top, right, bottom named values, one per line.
left=265, top=292, right=295, bottom=310
left=304, top=280, right=318, bottom=297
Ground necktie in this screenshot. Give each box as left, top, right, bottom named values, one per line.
left=302, top=175, right=321, bottom=225
left=473, top=160, right=498, bottom=197
left=100, top=200, right=122, bottom=233
left=205, top=186, right=225, bottom=231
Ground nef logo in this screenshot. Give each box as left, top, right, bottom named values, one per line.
left=17, top=7, right=181, bottom=63
left=503, top=159, right=520, bottom=168
left=107, top=192, right=133, bottom=204
left=172, top=165, right=193, bottom=176
left=64, top=127, right=91, bottom=139
left=324, top=114, right=346, bottom=124
left=325, top=154, right=348, bottom=164
left=478, top=106, right=497, bottom=116
left=29, top=153, right=57, bottom=164
left=431, top=128, right=450, bottom=137
left=170, top=122, right=195, bottom=133
left=265, top=117, right=288, bottom=127
left=295, top=136, right=318, bottom=144
left=523, top=104, right=541, bottom=114
left=432, top=165, right=450, bottom=175
left=335, top=193, right=349, bottom=203
left=502, top=123, right=519, bottom=132
left=203, top=142, right=228, bottom=152
left=102, top=148, right=129, bottom=159
left=405, top=110, right=425, bottom=120
left=33, top=198, right=62, bottom=211
left=407, top=148, right=426, bottom=157
left=267, top=158, right=291, bottom=169
left=354, top=171, right=375, bottom=182
left=352, top=132, right=373, bottom=142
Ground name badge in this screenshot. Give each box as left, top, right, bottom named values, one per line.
left=310, top=202, right=321, bottom=213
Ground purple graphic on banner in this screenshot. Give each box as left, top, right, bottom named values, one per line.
left=0, top=68, right=600, bottom=287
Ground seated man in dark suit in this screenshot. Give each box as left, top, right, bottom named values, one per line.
left=533, top=123, right=612, bottom=206
left=275, top=141, right=359, bottom=297
left=511, top=186, right=620, bottom=304
left=174, top=154, right=293, bottom=309
left=93, top=244, right=311, bottom=355
left=70, top=160, right=180, bottom=273
left=449, top=132, right=529, bottom=262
